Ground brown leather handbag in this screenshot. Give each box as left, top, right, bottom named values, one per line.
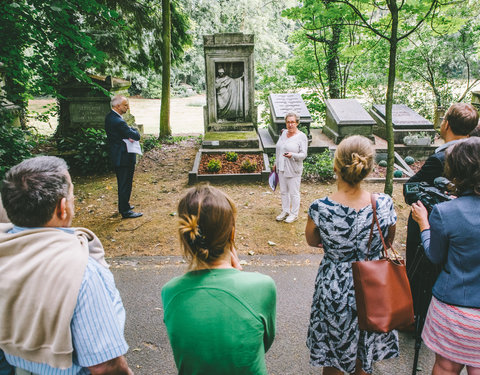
left=352, top=194, right=414, bottom=333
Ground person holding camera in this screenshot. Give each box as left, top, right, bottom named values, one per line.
left=272, top=112, right=308, bottom=223
left=404, top=103, right=478, bottom=301
left=411, top=137, right=480, bottom=374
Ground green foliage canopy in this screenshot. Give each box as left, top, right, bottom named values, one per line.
left=0, top=0, right=191, bottom=110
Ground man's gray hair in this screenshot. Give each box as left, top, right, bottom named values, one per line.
left=284, top=111, right=300, bottom=123
left=1, top=156, right=70, bottom=227
left=111, top=95, right=127, bottom=108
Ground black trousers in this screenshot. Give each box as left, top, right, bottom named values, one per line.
left=406, top=213, right=441, bottom=318
left=115, top=163, right=135, bottom=214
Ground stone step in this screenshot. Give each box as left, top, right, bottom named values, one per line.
left=207, top=122, right=256, bottom=132
left=202, top=130, right=260, bottom=149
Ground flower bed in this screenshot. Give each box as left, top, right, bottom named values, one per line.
left=198, top=153, right=264, bottom=174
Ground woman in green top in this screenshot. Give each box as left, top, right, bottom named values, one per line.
left=162, top=185, right=277, bottom=375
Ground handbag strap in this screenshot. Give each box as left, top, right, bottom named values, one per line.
left=366, top=193, right=390, bottom=260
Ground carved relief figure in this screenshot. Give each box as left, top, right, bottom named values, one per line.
left=215, top=67, right=244, bottom=121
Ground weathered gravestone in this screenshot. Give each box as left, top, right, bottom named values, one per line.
left=203, top=33, right=256, bottom=133
left=268, top=93, right=312, bottom=143
left=0, top=62, right=21, bottom=127
left=57, top=75, right=141, bottom=137
left=322, top=99, right=375, bottom=144
left=370, top=104, right=435, bottom=144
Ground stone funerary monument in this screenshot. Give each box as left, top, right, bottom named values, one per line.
left=203, top=33, right=257, bottom=133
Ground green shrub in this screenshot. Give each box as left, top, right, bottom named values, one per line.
left=404, top=156, right=415, bottom=165
left=160, top=135, right=190, bottom=145
left=225, top=151, right=238, bottom=162
left=206, top=159, right=222, bottom=173
left=378, top=160, right=388, bottom=167
left=241, top=159, right=257, bottom=173
left=394, top=170, right=403, bottom=178
left=303, top=150, right=334, bottom=181
left=142, top=135, right=161, bottom=152
left=58, top=128, right=111, bottom=175
left=0, top=123, right=34, bottom=179
left=301, top=92, right=327, bottom=125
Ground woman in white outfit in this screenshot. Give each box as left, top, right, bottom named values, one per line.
left=273, top=112, right=308, bottom=223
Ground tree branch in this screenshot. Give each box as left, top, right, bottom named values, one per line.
left=306, top=34, right=328, bottom=44
left=398, top=0, right=439, bottom=41
left=334, top=0, right=389, bottom=40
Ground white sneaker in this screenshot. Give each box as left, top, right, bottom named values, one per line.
left=284, top=214, right=298, bottom=223
left=276, top=212, right=289, bottom=221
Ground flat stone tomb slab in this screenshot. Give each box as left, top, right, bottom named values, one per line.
left=323, top=99, right=375, bottom=144
left=268, top=93, right=312, bottom=142
left=371, top=104, right=433, bottom=129
left=370, top=104, right=435, bottom=144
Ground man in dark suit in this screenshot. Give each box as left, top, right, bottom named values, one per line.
left=404, top=103, right=478, bottom=311
left=105, top=95, right=143, bottom=219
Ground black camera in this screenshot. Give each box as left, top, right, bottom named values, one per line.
left=403, top=177, right=454, bottom=211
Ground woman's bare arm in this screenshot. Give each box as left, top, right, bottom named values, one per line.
left=385, top=223, right=396, bottom=248
left=305, top=216, right=322, bottom=247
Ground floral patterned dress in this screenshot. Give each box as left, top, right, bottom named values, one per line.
left=306, top=194, right=399, bottom=374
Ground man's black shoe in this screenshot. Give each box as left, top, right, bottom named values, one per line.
left=129, top=205, right=134, bottom=210
left=122, top=211, right=143, bottom=219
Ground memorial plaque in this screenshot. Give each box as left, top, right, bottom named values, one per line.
left=370, top=104, right=435, bottom=144
left=70, top=101, right=110, bottom=128
left=268, top=93, right=312, bottom=142
left=323, top=99, right=375, bottom=144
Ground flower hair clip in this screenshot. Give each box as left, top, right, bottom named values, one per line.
left=187, top=225, right=208, bottom=249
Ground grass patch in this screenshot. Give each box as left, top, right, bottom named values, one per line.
left=203, top=131, right=257, bottom=141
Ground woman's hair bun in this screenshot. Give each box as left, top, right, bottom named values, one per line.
left=177, top=185, right=237, bottom=269
left=334, top=136, right=374, bottom=185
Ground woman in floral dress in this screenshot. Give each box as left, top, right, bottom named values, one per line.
left=305, top=135, right=399, bottom=374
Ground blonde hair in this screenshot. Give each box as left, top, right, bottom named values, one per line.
left=177, top=185, right=237, bottom=269
left=334, top=135, right=374, bottom=185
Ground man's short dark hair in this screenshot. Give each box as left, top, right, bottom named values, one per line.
left=444, top=103, right=479, bottom=136
left=1, top=156, right=70, bottom=227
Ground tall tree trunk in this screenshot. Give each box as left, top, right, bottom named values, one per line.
left=326, top=25, right=341, bottom=98
left=384, top=1, right=399, bottom=196
left=160, top=0, right=171, bottom=138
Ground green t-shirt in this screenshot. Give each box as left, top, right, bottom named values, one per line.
left=162, top=268, right=276, bottom=375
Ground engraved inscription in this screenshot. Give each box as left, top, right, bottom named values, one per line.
left=70, top=102, right=109, bottom=124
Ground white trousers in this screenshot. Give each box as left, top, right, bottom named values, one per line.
left=278, top=171, right=301, bottom=216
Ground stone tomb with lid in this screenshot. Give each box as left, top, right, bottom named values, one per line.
left=268, top=93, right=312, bottom=143
left=57, top=75, right=141, bottom=137
left=370, top=104, right=435, bottom=144
left=322, top=99, right=376, bottom=144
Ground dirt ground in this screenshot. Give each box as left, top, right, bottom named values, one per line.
left=71, top=138, right=412, bottom=259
